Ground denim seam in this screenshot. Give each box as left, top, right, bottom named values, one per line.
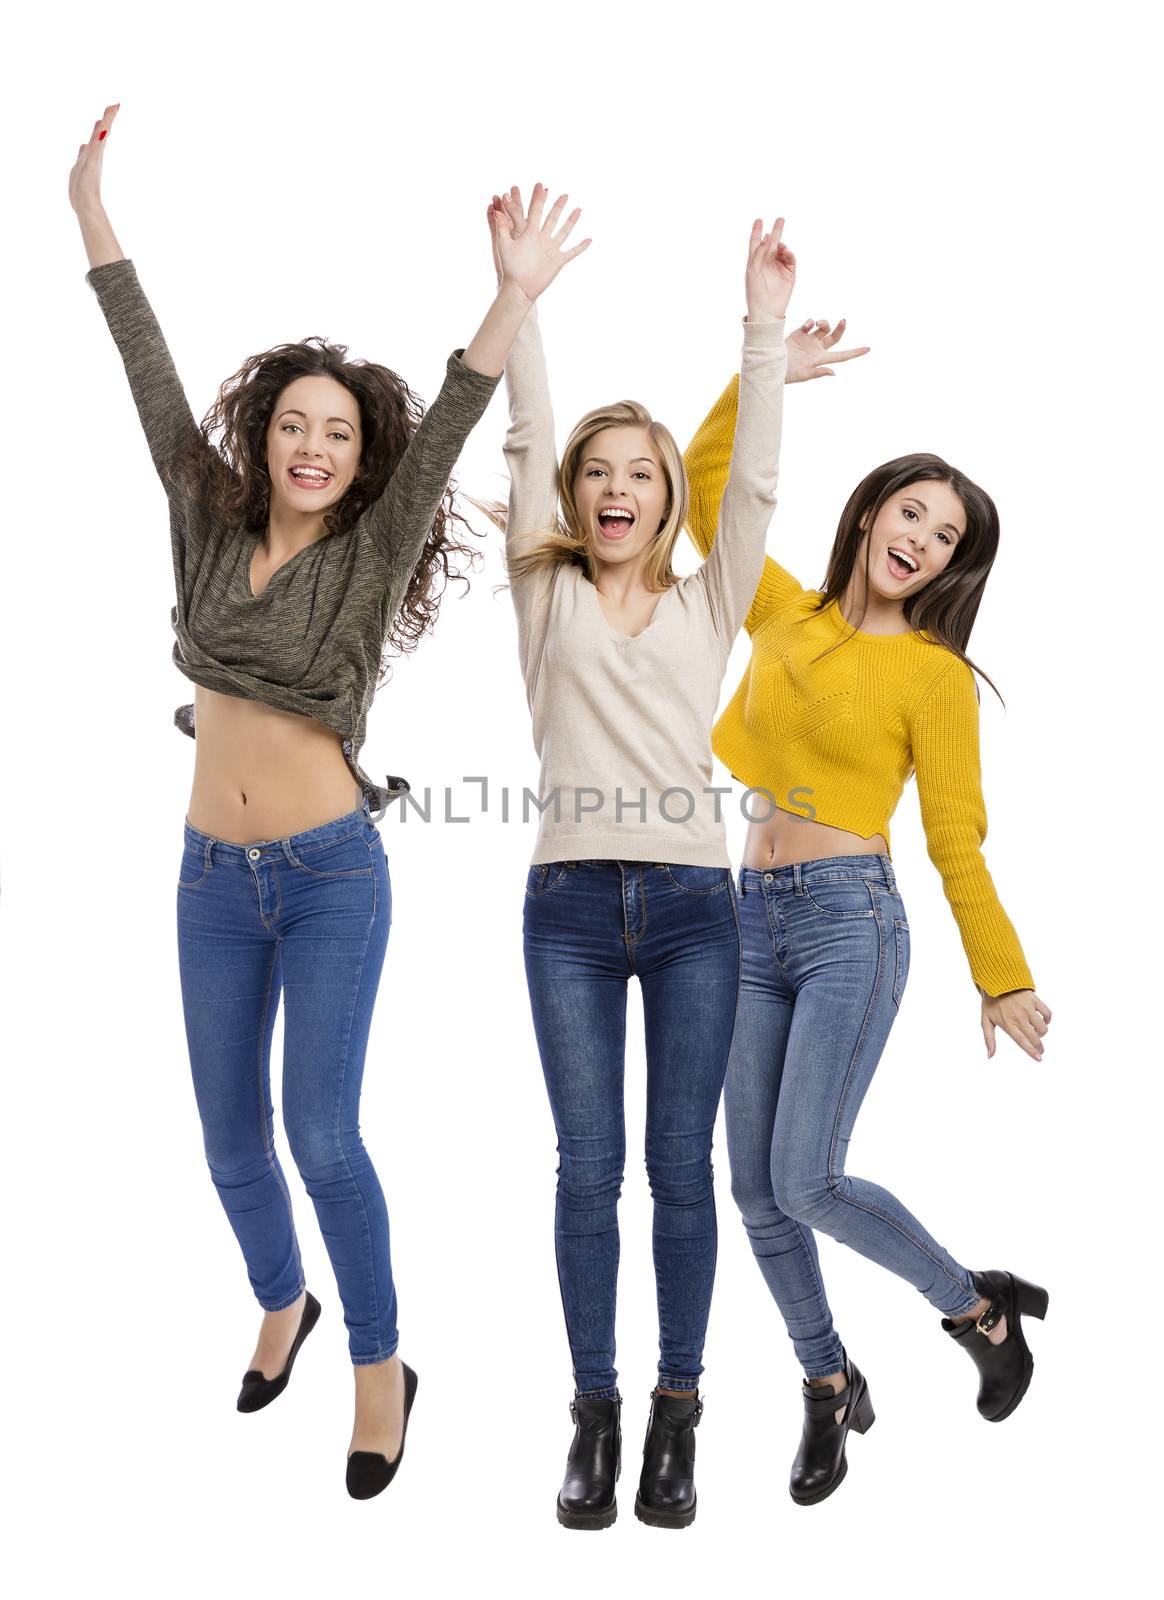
left=823, top=921, right=970, bottom=1293
left=352, top=1339, right=400, bottom=1366
left=260, top=1283, right=307, bottom=1314
left=331, top=869, right=383, bottom=1361
left=660, top=865, right=731, bottom=896
left=256, top=940, right=299, bottom=1262
left=624, top=864, right=648, bottom=948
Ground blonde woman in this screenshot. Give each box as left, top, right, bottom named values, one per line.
left=488, top=185, right=792, bottom=1528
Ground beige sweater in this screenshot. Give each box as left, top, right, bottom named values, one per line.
left=503, top=308, right=787, bottom=866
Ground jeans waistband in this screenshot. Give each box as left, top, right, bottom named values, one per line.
left=182, top=801, right=373, bottom=865
left=738, top=853, right=896, bottom=896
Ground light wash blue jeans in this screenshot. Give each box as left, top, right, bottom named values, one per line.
left=176, top=802, right=397, bottom=1364
left=725, top=856, right=980, bottom=1379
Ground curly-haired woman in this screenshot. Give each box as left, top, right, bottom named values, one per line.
left=71, top=105, right=586, bottom=1499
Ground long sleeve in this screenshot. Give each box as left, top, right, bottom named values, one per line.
left=908, top=658, right=1036, bottom=997
left=361, top=349, right=501, bottom=611
left=500, top=305, right=562, bottom=680
left=684, top=368, right=806, bottom=636
left=86, top=258, right=207, bottom=496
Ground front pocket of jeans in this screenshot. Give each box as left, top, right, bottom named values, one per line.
left=525, top=863, right=571, bottom=898
left=892, top=919, right=911, bottom=1007
left=285, top=833, right=373, bottom=878
left=800, top=879, right=875, bottom=919
left=178, top=845, right=209, bottom=888
left=660, top=864, right=731, bottom=895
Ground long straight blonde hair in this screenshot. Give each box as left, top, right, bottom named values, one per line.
left=495, top=400, right=690, bottom=591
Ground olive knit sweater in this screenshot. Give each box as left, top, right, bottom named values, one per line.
left=86, top=257, right=501, bottom=814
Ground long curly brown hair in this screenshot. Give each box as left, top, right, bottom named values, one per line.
left=176, top=337, right=479, bottom=676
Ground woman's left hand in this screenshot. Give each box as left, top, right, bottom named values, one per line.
left=494, top=183, right=591, bottom=305
left=745, top=215, right=796, bottom=323
left=980, top=989, right=1052, bottom=1061
left=785, top=317, right=870, bottom=382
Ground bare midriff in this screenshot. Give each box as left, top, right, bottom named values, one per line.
left=185, top=684, right=362, bottom=845
left=741, top=806, right=889, bottom=870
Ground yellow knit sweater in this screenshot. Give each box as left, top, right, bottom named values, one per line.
left=684, top=375, right=1034, bottom=998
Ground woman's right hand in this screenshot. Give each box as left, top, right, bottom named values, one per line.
left=69, top=104, right=118, bottom=216
left=492, top=184, right=591, bottom=306
left=745, top=214, right=796, bottom=323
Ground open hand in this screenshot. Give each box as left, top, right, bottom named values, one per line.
left=786, top=317, right=870, bottom=383
left=69, top=104, right=119, bottom=215
left=981, top=989, right=1052, bottom=1061
left=745, top=215, right=795, bottom=323
left=491, top=184, right=591, bottom=305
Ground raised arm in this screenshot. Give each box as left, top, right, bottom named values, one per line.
left=361, top=182, right=590, bottom=594
left=685, top=316, right=870, bottom=635
left=71, top=106, right=206, bottom=493
left=696, top=216, right=794, bottom=643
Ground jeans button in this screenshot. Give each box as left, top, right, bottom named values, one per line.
left=763, top=872, right=774, bottom=883
left=248, top=848, right=261, bottom=861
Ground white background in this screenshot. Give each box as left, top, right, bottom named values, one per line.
left=2, top=2, right=1157, bottom=1594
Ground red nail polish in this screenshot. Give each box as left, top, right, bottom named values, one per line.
left=98, top=130, right=107, bottom=141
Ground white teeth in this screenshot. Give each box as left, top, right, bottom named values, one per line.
left=291, top=467, right=330, bottom=481
left=600, top=508, right=634, bottom=520
left=888, top=546, right=918, bottom=571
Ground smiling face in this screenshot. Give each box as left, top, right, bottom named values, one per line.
left=265, top=374, right=363, bottom=517
left=572, top=425, right=670, bottom=569
left=859, top=480, right=966, bottom=600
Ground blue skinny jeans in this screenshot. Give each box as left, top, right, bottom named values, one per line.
left=175, top=802, right=397, bottom=1364
left=725, top=856, right=980, bottom=1380
left=523, top=859, right=741, bottom=1397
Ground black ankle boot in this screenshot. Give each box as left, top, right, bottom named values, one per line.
left=236, top=1290, right=321, bottom=1413
left=789, top=1353, right=875, bottom=1506
left=557, top=1393, right=622, bottom=1529
left=942, top=1268, right=1049, bottom=1422
left=634, top=1389, right=703, bottom=1528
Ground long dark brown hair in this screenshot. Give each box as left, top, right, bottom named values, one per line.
left=176, top=337, right=478, bottom=675
left=810, top=452, right=1004, bottom=706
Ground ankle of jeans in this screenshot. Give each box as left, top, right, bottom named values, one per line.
left=574, top=1384, right=620, bottom=1402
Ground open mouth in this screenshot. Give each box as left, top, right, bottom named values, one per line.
left=288, top=465, right=334, bottom=490
left=597, top=508, right=635, bottom=539
left=886, top=546, right=918, bottom=580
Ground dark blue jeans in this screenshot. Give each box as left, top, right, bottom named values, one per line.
left=523, top=860, right=741, bottom=1396
left=726, top=857, right=980, bottom=1380
left=175, top=803, right=397, bottom=1364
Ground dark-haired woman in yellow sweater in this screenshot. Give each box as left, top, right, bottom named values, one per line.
left=683, top=353, right=1052, bottom=1506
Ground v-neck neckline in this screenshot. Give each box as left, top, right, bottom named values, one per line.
left=244, top=536, right=317, bottom=601
left=588, top=576, right=674, bottom=642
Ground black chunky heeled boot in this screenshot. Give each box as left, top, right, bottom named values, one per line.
left=236, top=1291, right=321, bottom=1413
left=943, top=1268, right=1049, bottom=1421
left=557, top=1393, right=622, bottom=1529
left=634, top=1389, right=703, bottom=1528
left=789, top=1353, right=875, bottom=1506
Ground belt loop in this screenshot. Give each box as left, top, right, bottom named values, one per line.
left=882, top=854, right=896, bottom=891
left=792, top=862, right=803, bottom=895
left=204, top=837, right=215, bottom=870
left=738, top=869, right=747, bottom=898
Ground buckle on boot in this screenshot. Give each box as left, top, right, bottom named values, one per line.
left=975, top=1303, right=1002, bottom=1336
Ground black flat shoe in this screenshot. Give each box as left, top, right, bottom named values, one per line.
left=943, top=1268, right=1049, bottom=1422
left=557, top=1393, right=622, bottom=1529
left=789, top=1353, right=875, bottom=1506
left=236, top=1291, right=321, bottom=1413
left=346, top=1362, right=419, bottom=1500
left=634, top=1389, right=703, bottom=1528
